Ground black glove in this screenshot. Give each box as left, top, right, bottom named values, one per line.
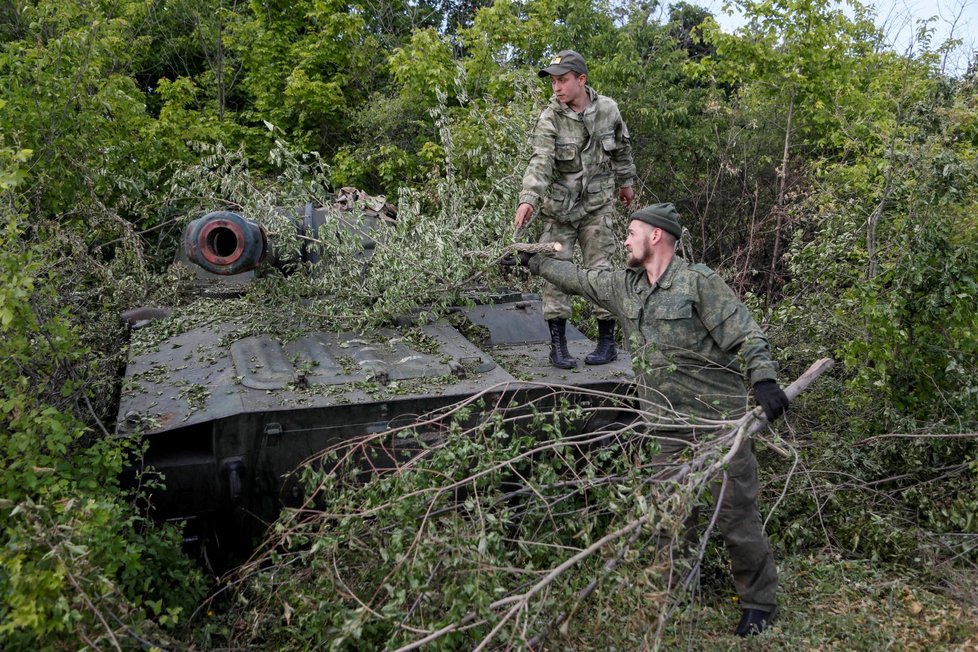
left=500, top=251, right=534, bottom=267
left=753, top=380, right=789, bottom=421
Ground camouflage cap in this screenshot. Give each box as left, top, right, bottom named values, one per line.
left=631, top=203, right=683, bottom=240
left=538, top=50, right=588, bottom=78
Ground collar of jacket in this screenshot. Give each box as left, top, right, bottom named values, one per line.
left=627, top=255, right=684, bottom=293
left=549, top=85, right=599, bottom=116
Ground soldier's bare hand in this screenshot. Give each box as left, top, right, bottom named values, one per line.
left=618, top=186, right=634, bottom=207
left=514, top=203, right=535, bottom=229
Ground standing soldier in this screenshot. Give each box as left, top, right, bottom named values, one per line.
left=513, top=203, right=789, bottom=636
left=514, top=49, right=636, bottom=369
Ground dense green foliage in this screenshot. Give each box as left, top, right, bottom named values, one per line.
left=1, top=0, right=976, bottom=647
left=0, top=157, right=206, bottom=646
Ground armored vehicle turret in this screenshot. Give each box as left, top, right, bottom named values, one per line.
left=117, top=193, right=634, bottom=569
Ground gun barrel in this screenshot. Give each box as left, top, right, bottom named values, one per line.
left=184, top=211, right=267, bottom=275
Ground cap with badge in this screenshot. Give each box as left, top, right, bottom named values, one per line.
left=538, top=50, right=588, bottom=78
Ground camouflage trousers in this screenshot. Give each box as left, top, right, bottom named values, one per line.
left=538, top=211, right=617, bottom=321
left=654, top=437, right=778, bottom=611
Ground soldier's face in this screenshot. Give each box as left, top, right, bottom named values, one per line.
left=551, top=72, right=586, bottom=105
left=625, top=221, right=655, bottom=267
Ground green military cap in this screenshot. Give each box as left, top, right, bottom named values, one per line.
left=539, top=50, right=588, bottom=78
left=631, top=203, right=683, bottom=239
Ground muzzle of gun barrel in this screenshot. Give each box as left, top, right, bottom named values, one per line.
left=184, top=211, right=267, bottom=275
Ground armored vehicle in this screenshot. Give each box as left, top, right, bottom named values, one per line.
left=117, top=194, right=634, bottom=568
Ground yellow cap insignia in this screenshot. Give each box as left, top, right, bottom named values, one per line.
left=550, top=56, right=562, bottom=64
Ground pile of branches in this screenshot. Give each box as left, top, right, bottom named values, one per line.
left=216, top=361, right=831, bottom=650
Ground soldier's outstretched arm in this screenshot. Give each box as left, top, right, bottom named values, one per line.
left=528, top=256, right=624, bottom=320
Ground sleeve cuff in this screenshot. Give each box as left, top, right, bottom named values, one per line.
left=529, top=254, right=562, bottom=275
left=749, top=368, right=778, bottom=386
left=518, top=192, right=540, bottom=209
left=528, top=254, right=545, bottom=274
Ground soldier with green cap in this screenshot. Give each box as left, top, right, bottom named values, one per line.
left=514, top=49, right=637, bottom=370
left=513, top=203, right=789, bottom=637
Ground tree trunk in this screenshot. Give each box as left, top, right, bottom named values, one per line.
left=766, top=91, right=794, bottom=303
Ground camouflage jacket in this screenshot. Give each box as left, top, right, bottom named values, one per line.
left=518, top=86, right=636, bottom=224
left=530, top=255, right=778, bottom=435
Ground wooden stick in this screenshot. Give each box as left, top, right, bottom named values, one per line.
left=509, top=242, right=562, bottom=254
left=462, top=242, right=564, bottom=260
left=462, top=242, right=564, bottom=259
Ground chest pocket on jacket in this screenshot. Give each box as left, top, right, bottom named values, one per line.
left=554, top=142, right=582, bottom=173
left=622, top=302, right=645, bottom=350
left=649, top=302, right=700, bottom=352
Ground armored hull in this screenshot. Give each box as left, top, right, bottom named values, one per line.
left=118, top=294, right=634, bottom=565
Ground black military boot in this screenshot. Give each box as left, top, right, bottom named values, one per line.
left=735, top=607, right=777, bottom=636
left=547, top=318, right=577, bottom=369
left=584, top=319, right=617, bottom=365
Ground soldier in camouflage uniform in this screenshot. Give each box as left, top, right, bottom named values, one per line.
left=514, top=50, right=636, bottom=369
left=517, top=203, right=790, bottom=637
